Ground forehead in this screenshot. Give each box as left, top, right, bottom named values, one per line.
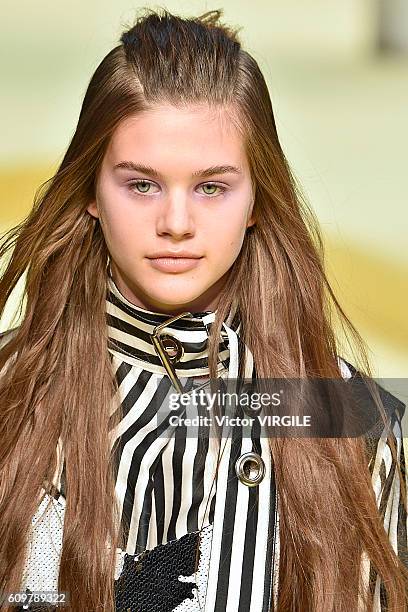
left=105, top=103, right=249, bottom=173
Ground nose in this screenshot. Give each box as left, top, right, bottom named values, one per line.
left=156, top=192, right=195, bottom=238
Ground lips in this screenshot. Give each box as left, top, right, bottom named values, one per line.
left=147, top=252, right=202, bottom=259
left=147, top=256, right=202, bottom=273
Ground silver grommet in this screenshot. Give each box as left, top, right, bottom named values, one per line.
left=235, top=452, right=265, bottom=487
left=160, top=334, right=184, bottom=363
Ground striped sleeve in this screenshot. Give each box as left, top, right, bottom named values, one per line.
left=366, top=398, right=408, bottom=609
left=338, top=358, right=408, bottom=608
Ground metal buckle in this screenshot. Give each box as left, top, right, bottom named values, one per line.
left=150, top=312, right=194, bottom=394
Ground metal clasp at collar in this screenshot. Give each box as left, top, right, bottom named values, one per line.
left=150, top=312, right=194, bottom=394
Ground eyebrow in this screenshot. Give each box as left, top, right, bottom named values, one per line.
left=113, top=161, right=242, bottom=179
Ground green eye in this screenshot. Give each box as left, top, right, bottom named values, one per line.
left=131, top=180, right=151, bottom=193
left=202, top=184, right=217, bottom=195
left=201, top=183, right=226, bottom=196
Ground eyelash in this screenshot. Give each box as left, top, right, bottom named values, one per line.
left=127, top=180, right=227, bottom=196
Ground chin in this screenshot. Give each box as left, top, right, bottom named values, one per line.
left=149, top=295, right=202, bottom=310
left=145, top=287, right=208, bottom=311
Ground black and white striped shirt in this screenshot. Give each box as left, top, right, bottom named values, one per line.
left=105, top=273, right=241, bottom=555
left=1, top=272, right=406, bottom=611
left=105, top=273, right=276, bottom=610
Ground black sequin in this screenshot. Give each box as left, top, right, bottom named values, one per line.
left=115, top=530, right=201, bottom=612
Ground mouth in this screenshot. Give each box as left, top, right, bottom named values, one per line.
left=146, top=256, right=203, bottom=273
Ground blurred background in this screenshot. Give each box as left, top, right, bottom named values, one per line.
left=1, top=1, right=407, bottom=416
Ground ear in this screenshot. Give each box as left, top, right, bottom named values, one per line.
left=246, top=191, right=256, bottom=228
left=247, top=200, right=256, bottom=228
left=87, top=199, right=99, bottom=219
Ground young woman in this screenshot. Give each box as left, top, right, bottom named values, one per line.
left=0, top=8, right=407, bottom=612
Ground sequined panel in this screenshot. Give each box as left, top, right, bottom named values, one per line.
left=115, top=523, right=212, bottom=612
left=17, top=491, right=213, bottom=611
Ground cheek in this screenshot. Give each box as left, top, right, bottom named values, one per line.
left=100, top=203, right=145, bottom=252
left=205, top=218, right=247, bottom=266
left=207, top=215, right=246, bottom=247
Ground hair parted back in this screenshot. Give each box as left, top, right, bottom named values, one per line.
left=1, top=7, right=407, bottom=611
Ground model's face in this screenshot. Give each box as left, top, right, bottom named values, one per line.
left=87, top=103, right=255, bottom=315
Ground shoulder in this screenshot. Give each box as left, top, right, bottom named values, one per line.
left=337, top=355, right=405, bottom=425
left=0, top=326, right=20, bottom=377
left=0, top=326, right=20, bottom=350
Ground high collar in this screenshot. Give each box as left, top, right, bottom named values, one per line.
left=105, top=273, right=241, bottom=377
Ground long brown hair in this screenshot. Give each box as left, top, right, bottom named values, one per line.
left=1, top=7, right=407, bottom=611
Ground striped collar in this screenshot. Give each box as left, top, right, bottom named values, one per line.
left=105, top=273, right=241, bottom=376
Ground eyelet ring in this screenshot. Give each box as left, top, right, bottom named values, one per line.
left=159, top=334, right=184, bottom=363
left=235, top=452, right=265, bottom=487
